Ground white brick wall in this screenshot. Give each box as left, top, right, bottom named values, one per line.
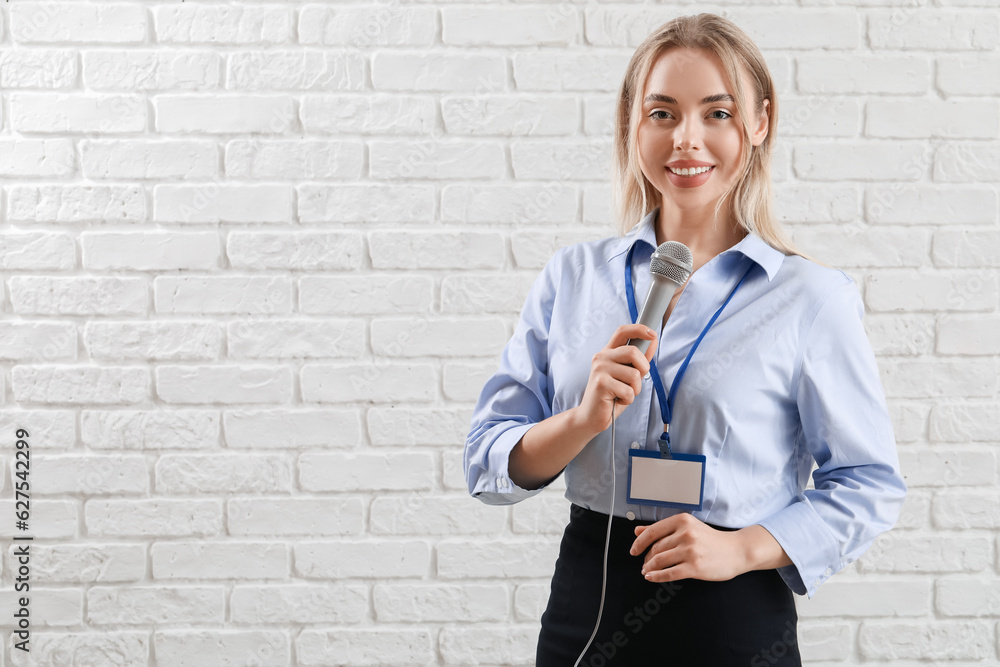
left=0, top=2, right=995, bottom=665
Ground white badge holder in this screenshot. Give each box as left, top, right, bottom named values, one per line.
left=626, top=436, right=705, bottom=511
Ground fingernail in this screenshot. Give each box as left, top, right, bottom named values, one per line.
left=645, top=327, right=655, bottom=336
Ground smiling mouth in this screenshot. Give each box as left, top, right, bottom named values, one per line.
left=668, top=166, right=714, bottom=177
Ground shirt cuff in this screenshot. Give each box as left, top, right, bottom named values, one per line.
left=471, top=423, right=559, bottom=505
left=756, top=499, right=844, bottom=599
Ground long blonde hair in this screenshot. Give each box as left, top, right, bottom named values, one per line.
left=612, top=13, right=809, bottom=260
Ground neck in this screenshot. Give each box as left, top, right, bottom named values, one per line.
left=653, top=206, right=747, bottom=262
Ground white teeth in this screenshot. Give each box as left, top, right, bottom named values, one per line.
left=669, top=166, right=712, bottom=176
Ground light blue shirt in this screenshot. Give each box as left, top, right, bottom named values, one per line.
left=464, top=206, right=907, bottom=598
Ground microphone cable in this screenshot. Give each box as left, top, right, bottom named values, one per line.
left=573, top=397, right=619, bottom=667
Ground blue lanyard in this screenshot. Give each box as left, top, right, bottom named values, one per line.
left=625, top=242, right=754, bottom=455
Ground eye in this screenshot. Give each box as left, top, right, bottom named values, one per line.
left=648, top=109, right=733, bottom=121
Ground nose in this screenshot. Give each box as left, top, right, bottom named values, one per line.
left=674, top=115, right=703, bottom=151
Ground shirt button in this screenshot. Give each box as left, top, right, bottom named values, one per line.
left=626, top=511, right=636, bottom=521
left=823, top=567, right=833, bottom=577
left=630, top=441, right=640, bottom=449
left=497, top=476, right=508, bottom=489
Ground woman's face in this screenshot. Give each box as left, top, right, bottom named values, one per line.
left=636, top=46, right=768, bottom=216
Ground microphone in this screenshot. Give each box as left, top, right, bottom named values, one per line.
left=626, top=241, right=694, bottom=354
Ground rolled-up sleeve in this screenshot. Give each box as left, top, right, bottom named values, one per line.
left=464, top=249, right=564, bottom=505
left=757, top=275, right=908, bottom=598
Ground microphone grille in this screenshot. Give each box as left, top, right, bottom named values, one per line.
left=650, top=241, right=694, bottom=284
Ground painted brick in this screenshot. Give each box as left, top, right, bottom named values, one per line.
left=24, top=633, right=149, bottom=667
left=227, top=498, right=364, bottom=536
left=367, top=407, right=472, bottom=446
left=153, top=276, right=293, bottom=315
left=87, top=586, right=224, bottom=625
left=11, top=3, right=145, bottom=43
left=0, top=232, right=76, bottom=270
left=297, top=629, right=433, bottom=666
left=372, top=52, right=504, bottom=92
left=514, top=52, right=632, bottom=91
left=797, top=55, right=930, bottom=94
left=82, top=410, right=220, bottom=450
left=301, top=94, right=435, bottom=135
left=295, top=541, right=431, bottom=579
left=437, top=539, right=561, bottom=578
left=154, top=6, right=292, bottom=44
left=442, top=7, right=578, bottom=46
left=222, top=409, right=362, bottom=449
left=438, top=626, right=539, bottom=665
left=300, top=362, right=437, bottom=403
left=154, top=631, right=290, bottom=667
left=226, top=51, right=364, bottom=91
left=84, top=50, right=220, bottom=90
left=231, top=585, right=367, bottom=624
left=0, top=49, right=76, bottom=88
left=11, top=365, right=148, bottom=404
left=300, top=275, right=435, bottom=315
left=33, top=454, right=149, bottom=495
left=81, top=139, right=218, bottom=179
left=153, top=183, right=293, bottom=222
left=9, top=272, right=158, bottom=318
left=86, top=499, right=222, bottom=537
left=226, top=319, right=364, bottom=359
left=0, top=322, right=77, bottom=361
left=299, top=452, right=435, bottom=492
left=26, top=544, right=146, bottom=583
left=855, top=533, right=990, bottom=573
left=81, top=231, right=220, bottom=271
left=868, top=10, right=999, bottom=50
left=155, top=454, right=292, bottom=494
left=84, top=321, right=222, bottom=361
left=10, top=93, right=145, bottom=133
left=298, top=184, right=435, bottom=224
left=374, top=583, right=508, bottom=623
left=155, top=365, right=294, bottom=404
left=371, top=496, right=507, bottom=536
left=155, top=96, right=294, bottom=134
left=0, top=139, right=76, bottom=177
left=441, top=183, right=578, bottom=224
left=929, top=402, right=1000, bottom=443
left=859, top=620, right=992, bottom=660
left=299, top=6, right=436, bottom=47
left=796, top=579, right=931, bottom=617
left=8, top=184, right=145, bottom=222
left=151, top=542, right=288, bottom=580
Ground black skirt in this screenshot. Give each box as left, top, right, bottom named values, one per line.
left=536, top=504, right=802, bottom=667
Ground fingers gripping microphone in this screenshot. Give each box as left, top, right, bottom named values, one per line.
left=627, top=241, right=694, bottom=353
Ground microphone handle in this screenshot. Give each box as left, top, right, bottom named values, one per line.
left=626, top=278, right=681, bottom=354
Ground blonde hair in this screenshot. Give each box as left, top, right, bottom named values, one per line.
left=612, top=13, right=810, bottom=260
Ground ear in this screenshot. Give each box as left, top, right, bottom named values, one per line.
left=751, top=98, right=770, bottom=147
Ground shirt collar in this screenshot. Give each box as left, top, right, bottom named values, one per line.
left=605, top=206, right=785, bottom=281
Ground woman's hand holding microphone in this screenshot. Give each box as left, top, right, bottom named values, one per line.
left=508, top=323, right=658, bottom=490
left=571, top=323, right=659, bottom=435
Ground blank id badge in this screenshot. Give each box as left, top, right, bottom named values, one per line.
left=627, top=449, right=706, bottom=511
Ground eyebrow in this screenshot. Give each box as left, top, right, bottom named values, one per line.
left=643, top=93, right=734, bottom=105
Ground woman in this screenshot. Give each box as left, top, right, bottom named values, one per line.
left=464, top=13, right=906, bottom=666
